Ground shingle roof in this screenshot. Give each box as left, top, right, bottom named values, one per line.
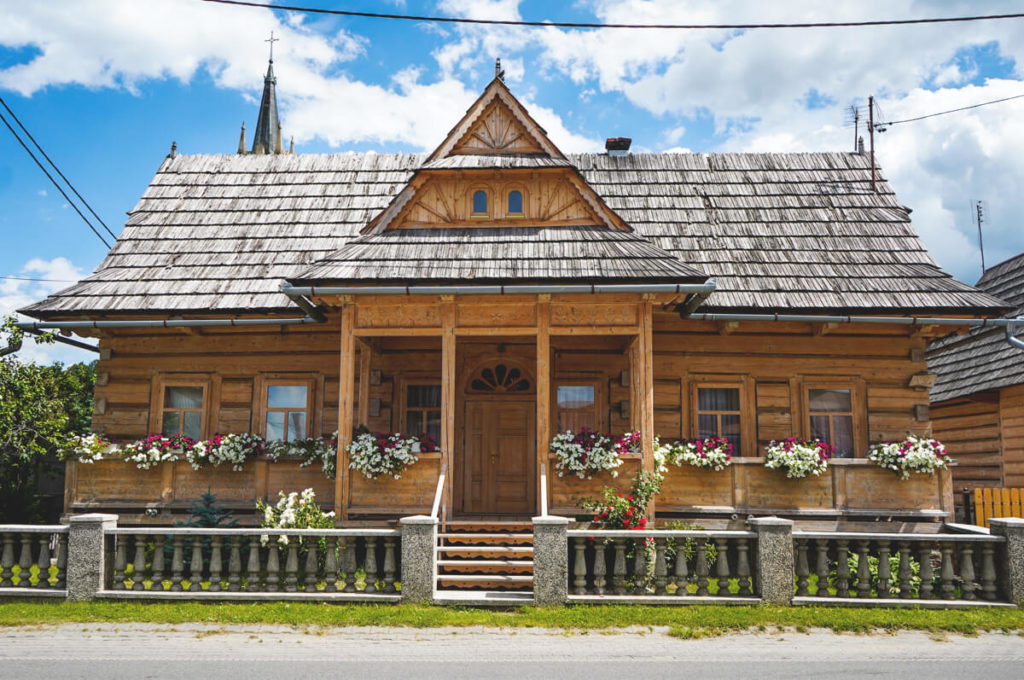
left=21, top=151, right=1005, bottom=318
left=928, top=253, right=1024, bottom=402
left=292, top=226, right=706, bottom=284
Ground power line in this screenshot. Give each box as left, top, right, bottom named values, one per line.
left=875, top=92, right=1024, bottom=129
left=0, top=275, right=78, bottom=283
left=0, top=108, right=111, bottom=248
left=0, top=94, right=117, bottom=240
left=200, top=0, right=1024, bottom=30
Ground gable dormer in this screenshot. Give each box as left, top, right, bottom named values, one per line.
left=362, top=68, right=627, bottom=234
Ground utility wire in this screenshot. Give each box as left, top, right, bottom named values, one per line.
left=0, top=108, right=111, bottom=248
left=1, top=275, right=78, bottom=283
left=0, top=93, right=117, bottom=240
left=200, top=0, right=1024, bottom=30
left=876, top=92, right=1024, bottom=128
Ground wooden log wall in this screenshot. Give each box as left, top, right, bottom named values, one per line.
left=1001, top=385, right=1024, bottom=488
left=931, top=393, right=1003, bottom=492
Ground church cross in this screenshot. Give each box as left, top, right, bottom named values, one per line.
left=266, top=31, right=279, bottom=62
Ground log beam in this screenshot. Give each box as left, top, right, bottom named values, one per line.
left=335, top=305, right=356, bottom=522
left=536, top=295, right=551, bottom=515
left=441, top=298, right=457, bottom=523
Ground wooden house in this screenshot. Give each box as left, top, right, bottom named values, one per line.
left=928, top=253, right=1024, bottom=499
left=20, top=62, right=1007, bottom=526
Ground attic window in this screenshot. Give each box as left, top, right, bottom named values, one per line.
left=507, top=190, right=523, bottom=216
left=472, top=190, right=489, bottom=217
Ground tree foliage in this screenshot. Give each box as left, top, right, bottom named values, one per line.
left=0, top=318, right=96, bottom=522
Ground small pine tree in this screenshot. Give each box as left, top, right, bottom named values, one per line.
left=183, top=489, right=238, bottom=528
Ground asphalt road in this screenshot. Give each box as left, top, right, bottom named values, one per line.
left=1, top=623, right=1023, bottom=679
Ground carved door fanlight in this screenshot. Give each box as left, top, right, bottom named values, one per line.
left=469, top=362, right=532, bottom=394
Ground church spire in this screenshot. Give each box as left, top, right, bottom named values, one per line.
left=251, top=31, right=281, bottom=154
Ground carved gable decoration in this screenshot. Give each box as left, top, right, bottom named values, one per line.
left=450, top=99, right=546, bottom=155
left=367, top=170, right=625, bottom=231
left=427, top=78, right=564, bottom=162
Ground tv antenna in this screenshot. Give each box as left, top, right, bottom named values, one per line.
left=975, top=200, right=987, bottom=274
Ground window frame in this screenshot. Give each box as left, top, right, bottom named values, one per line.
left=398, top=377, right=442, bottom=442
left=150, top=374, right=214, bottom=441
left=505, top=187, right=525, bottom=218
left=687, top=375, right=756, bottom=458
left=553, top=378, right=603, bottom=433
left=794, top=376, right=867, bottom=458
left=470, top=188, right=490, bottom=218
left=254, top=373, right=321, bottom=442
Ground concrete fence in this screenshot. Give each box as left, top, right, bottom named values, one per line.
left=2, top=515, right=1023, bottom=608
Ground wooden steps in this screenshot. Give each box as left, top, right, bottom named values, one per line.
left=437, top=521, right=534, bottom=593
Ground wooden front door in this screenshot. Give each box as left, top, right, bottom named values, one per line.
left=462, top=399, right=535, bottom=514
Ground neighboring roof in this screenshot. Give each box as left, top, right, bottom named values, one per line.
left=928, top=253, right=1024, bottom=402
left=292, top=226, right=707, bottom=284
left=21, top=151, right=1007, bottom=318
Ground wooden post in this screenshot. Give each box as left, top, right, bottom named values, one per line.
left=335, top=305, right=356, bottom=522
left=536, top=296, right=551, bottom=515
left=441, top=298, right=456, bottom=522
left=639, top=300, right=655, bottom=519
left=356, top=339, right=372, bottom=428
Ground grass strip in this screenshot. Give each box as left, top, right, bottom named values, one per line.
left=0, top=600, right=1022, bottom=636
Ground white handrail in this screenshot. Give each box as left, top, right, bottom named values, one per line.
left=540, top=463, right=549, bottom=517
left=430, top=462, right=447, bottom=519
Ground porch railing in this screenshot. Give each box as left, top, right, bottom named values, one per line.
left=566, top=529, right=759, bottom=601
left=540, top=463, right=549, bottom=517
left=0, top=525, right=68, bottom=595
left=430, top=462, right=447, bottom=520
left=105, top=527, right=401, bottom=599
left=792, top=530, right=1007, bottom=602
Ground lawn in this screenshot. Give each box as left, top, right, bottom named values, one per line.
left=0, top=600, right=1022, bottom=637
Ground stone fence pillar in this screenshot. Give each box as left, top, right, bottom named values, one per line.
left=749, top=516, right=794, bottom=605
left=400, top=515, right=437, bottom=604
left=66, top=513, right=118, bottom=602
left=532, top=515, right=569, bottom=607
left=988, top=517, right=1024, bottom=607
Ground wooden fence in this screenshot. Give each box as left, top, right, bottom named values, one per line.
left=973, top=488, right=1024, bottom=527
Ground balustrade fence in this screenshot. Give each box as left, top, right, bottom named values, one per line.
left=0, top=526, right=68, bottom=595
left=2, top=516, right=1023, bottom=607
left=567, top=530, right=759, bottom=601
left=106, top=528, right=401, bottom=599
left=792, top=531, right=1004, bottom=602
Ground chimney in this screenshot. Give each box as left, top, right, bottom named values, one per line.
left=857, top=136, right=865, bottom=155
left=605, top=137, right=632, bottom=156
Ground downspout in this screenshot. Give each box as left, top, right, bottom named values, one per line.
left=23, top=328, right=100, bottom=353
left=1007, top=319, right=1024, bottom=350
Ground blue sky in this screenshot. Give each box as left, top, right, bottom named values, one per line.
left=3, top=0, right=1024, bottom=363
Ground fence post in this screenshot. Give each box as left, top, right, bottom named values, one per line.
left=399, top=515, right=437, bottom=604
left=66, top=513, right=118, bottom=602
left=987, top=517, right=1024, bottom=606
left=532, top=515, right=569, bottom=606
left=749, top=516, right=794, bottom=605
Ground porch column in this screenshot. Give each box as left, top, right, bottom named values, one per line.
left=335, top=304, right=356, bottom=522
left=356, top=338, right=372, bottom=427
left=536, top=295, right=551, bottom=513
left=441, top=298, right=456, bottom=521
left=631, top=300, right=656, bottom=519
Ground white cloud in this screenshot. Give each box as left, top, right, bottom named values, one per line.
left=36, top=189, right=46, bottom=197
left=1, top=257, right=94, bottom=365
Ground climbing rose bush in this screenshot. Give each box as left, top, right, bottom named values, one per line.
left=581, top=471, right=662, bottom=530
left=764, top=438, right=831, bottom=479
left=664, top=437, right=733, bottom=471
left=869, top=435, right=948, bottom=480
left=550, top=428, right=626, bottom=480
left=346, top=432, right=422, bottom=480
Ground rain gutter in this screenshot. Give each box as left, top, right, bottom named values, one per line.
left=689, top=311, right=1024, bottom=352
left=282, top=280, right=718, bottom=297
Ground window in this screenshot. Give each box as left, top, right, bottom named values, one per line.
left=265, top=384, right=310, bottom=442
left=471, top=190, right=488, bottom=216
left=507, top=190, right=523, bottom=216
left=696, top=386, right=742, bottom=453
left=557, top=383, right=598, bottom=432
left=688, top=376, right=754, bottom=457
left=808, top=388, right=854, bottom=458
left=161, top=385, right=205, bottom=441
left=405, top=383, right=441, bottom=442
